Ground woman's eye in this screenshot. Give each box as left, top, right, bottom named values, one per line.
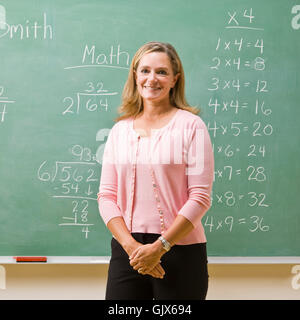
left=139, top=69, right=167, bottom=75
left=158, top=70, right=167, bottom=75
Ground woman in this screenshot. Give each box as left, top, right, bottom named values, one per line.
left=97, top=42, right=214, bottom=300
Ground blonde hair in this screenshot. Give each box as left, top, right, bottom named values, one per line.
left=115, top=42, right=199, bottom=121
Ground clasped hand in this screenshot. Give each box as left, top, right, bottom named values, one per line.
left=129, top=243, right=165, bottom=279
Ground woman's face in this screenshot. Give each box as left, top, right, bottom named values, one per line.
left=135, top=51, right=179, bottom=106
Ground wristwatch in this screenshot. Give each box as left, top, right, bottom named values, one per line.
left=158, top=236, right=171, bottom=251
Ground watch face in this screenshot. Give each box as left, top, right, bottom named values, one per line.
left=159, top=237, right=170, bottom=251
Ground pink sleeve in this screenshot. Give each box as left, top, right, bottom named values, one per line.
left=97, top=127, right=122, bottom=225
left=178, top=119, right=214, bottom=227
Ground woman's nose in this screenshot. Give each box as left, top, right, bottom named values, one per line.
left=148, top=71, right=157, bottom=82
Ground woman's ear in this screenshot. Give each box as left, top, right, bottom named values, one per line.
left=172, top=73, right=180, bottom=88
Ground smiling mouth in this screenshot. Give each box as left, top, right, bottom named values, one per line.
left=144, top=86, right=161, bottom=90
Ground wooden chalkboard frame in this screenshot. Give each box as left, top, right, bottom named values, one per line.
left=1, top=256, right=300, bottom=264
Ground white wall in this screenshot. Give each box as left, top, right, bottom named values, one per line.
left=0, top=264, right=299, bottom=300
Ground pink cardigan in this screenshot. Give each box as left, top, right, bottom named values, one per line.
left=97, top=108, right=214, bottom=244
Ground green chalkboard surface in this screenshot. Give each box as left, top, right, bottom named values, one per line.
left=0, top=0, right=299, bottom=259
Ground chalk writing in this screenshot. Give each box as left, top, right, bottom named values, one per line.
left=208, top=78, right=268, bottom=92
left=210, top=56, right=266, bottom=71
left=226, top=8, right=264, bottom=30
left=206, top=8, right=271, bottom=234
left=215, top=37, right=264, bottom=53
left=213, top=165, right=267, bottom=182
left=64, top=44, right=130, bottom=70
left=62, top=82, right=117, bottom=115
left=0, top=12, right=53, bottom=40
left=71, top=144, right=97, bottom=162
left=204, top=215, right=270, bottom=233
left=37, top=145, right=100, bottom=239
left=212, top=143, right=266, bottom=158
left=207, top=121, right=273, bottom=138
left=59, top=200, right=93, bottom=239
left=38, top=160, right=99, bottom=198
left=212, top=191, right=269, bottom=207
left=0, top=86, right=15, bottom=123
left=208, top=98, right=271, bottom=115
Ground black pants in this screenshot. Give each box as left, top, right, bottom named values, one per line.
left=105, top=233, right=208, bottom=300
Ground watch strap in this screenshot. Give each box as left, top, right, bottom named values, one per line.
left=159, top=236, right=171, bottom=251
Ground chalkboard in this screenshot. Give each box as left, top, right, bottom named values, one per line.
left=0, top=0, right=299, bottom=260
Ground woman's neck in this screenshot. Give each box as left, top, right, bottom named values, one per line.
left=140, top=101, right=175, bottom=121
